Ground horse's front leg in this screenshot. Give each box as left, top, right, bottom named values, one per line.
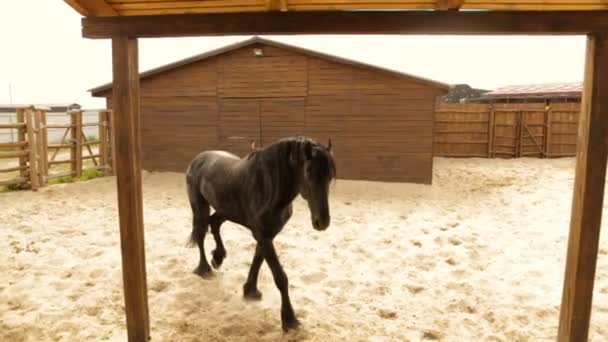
left=243, top=243, right=264, bottom=300
left=260, top=239, right=300, bottom=332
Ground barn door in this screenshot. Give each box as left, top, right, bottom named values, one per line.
left=259, top=97, right=306, bottom=146
left=218, top=99, right=261, bottom=157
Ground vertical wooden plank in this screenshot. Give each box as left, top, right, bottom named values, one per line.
left=16, top=109, right=27, bottom=181
left=488, top=104, right=495, bottom=158
left=558, top=33, right=608, bottom=342
left=70, top=110, right=83, bottom=178
left=112, top=36, right=150, bottom=342
left=546, top=105, right=553, bottom=157
left=99, top=111, right=108, bottom=171
left=24, top=108, right=39, bottom=191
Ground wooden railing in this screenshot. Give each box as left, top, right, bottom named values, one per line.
left=434, top=102, right=579, bottom=158
left=0, top=106, right=114, bottom=191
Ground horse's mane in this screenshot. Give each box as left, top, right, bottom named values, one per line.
left=245, top=136, right=336, bottom=222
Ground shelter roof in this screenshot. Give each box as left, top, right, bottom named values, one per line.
left=64, top=0, right=608, bottom=17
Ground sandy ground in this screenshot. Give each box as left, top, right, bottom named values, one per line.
left=1, top=157, right=607, bottom=341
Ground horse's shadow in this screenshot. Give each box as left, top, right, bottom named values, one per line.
left=164, top=268, right=311, bottom=341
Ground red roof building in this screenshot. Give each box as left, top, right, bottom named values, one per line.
left=471, top=82, right=582, bottom=103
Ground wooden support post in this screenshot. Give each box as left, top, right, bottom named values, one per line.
left=70, top=110, right=83, bottom=178
left=99, top=111, right=108, bottom=172
left=24, top=108, right=39, bottom=191
left=558, top=33, right=608, bottom=342
left=16, top=109, right=27, bottom=182
left=112, top=36, right=150, bottom=342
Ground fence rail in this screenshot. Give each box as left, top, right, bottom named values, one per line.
left=434, top=102, right=579, bottom=158
left=0, top=106, right=114, bottom=191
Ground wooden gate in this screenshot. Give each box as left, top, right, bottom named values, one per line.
left=489, top=105, right=548, bottom=158
left=434, top=103, right=579, bottom=158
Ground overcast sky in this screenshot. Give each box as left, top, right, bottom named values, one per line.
left=0, top=1, right=588, bottom=108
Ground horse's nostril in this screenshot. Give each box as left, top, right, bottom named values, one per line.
left=313, top=219, right=320, bottom=229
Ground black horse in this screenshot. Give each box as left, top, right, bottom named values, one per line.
left=185, top=136, right=336, bottom=331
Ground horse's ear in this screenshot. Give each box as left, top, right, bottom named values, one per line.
left=250, top=140, right=256, bottom=150
left=327, top=138, right=332, bottom=152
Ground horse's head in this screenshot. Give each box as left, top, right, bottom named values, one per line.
left=297, top=138, right=336, bottom=231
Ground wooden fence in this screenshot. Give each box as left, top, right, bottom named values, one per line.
left=434, top=102, right=579, bottom=158
left=0, top=106, right=115, bottom=190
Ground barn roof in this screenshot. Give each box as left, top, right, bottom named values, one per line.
left=89, top=36, right=449, bottom=96
left=481, top=82, right=582, bottom=99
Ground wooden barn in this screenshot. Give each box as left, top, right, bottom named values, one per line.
left=90, top=37, right=449, bottom=184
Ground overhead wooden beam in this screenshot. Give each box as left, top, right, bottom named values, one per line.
left=266, top=0, right=288, bottom=11
left=111, top=36, right=150, bottom=342
left=64, top=0, right=117, bottom=17
left=557, top=32, right=608, bottom=342
left=436, top=0, right=464, bottom=10
left=82, top=10, right=608, bottom=38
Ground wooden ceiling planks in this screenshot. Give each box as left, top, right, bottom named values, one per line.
left=64, top=0, right=117, bottom=16
left=66, top=0, right=608, bottom=17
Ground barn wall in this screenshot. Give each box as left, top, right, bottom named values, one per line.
left=304, top=57, right=441, bottom=183
left=101, top=43, right=445, bottom=183
left=104, top=58, right=221, bottom=172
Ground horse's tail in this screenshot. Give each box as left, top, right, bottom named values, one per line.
left=185, top=160, right=208, bottom=248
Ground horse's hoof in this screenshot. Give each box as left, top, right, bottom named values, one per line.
left=193, top=266, right=213, bottom=279
left=282, top=318, right=301, bottom=332
left=243, top=284, right=263, bottom=301
left=211, top=249, right=225, bottom=269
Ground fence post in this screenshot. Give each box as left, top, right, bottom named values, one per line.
left=546, top=104, right=553, bottom=158
left=99, top=110, right=108, bottom=173
left=108, top=109, right=115, bottom=175
left=16, top=108, right=28, bottom=183
left=487, top=104, right=495, bottom=158
left=33, top=108, right=46, bottom=186
left=70, top=110, right=83, bottom=178
left=517, top=110, right=524, bottom=158
left=39, top=107, right=49, bottom=182
left=25, top=107, right=40, bottom=190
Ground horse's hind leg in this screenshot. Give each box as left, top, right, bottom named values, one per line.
left=209, top=213, right=227, bottom=269
left=188, top=187, right=212, bottom=279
